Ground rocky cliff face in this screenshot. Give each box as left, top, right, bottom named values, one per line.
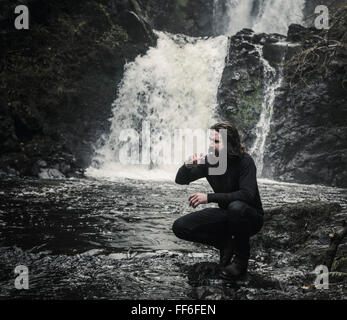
left=0, top=0, right=156, bottom=178
left=263, top=8, right=347, bottom=188
left=216, top=29, right=287, bottom=148
left=140, top=0, right=215, bottom=37
left=217, top=6, right=347, bottom=188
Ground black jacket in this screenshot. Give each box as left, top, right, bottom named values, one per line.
left=175, top=152, right=264, bottom=215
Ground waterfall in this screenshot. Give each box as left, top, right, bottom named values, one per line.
left=86, top=32, right=228, bottom=180
left=217, top=0, right=306, bottom=177
left=251, top=0, right=306, bottom=35
left=249, top=46, right=285, bottom=176
left=87, top=0, right=306, bottom=181
left=222, top=0, right=306, bottom=35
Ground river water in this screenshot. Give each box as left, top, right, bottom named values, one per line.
left=1, top=176, right=346, bottom=299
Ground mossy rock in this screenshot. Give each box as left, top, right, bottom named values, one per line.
left=332, top=256, right=347, bottom=273
left=329, top=272, right=347, bottom=283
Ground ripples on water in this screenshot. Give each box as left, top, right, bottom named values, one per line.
left=0, top=177, right=346, bottom=299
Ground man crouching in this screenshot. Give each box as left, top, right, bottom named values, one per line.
left=172, top=121, right=264, bottom=278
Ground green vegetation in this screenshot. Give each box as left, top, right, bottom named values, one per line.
left=236, top=78, right=263, bottom=127
left=225, top=76, right=263, bottom=136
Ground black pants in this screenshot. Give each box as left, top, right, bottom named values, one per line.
left=172, top=200, right=263, bottom=259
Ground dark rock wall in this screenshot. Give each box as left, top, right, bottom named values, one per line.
left=217, top=6, right=347, bottom=188
left=0, top=0, right=156, bottom=177
left=216, top=30, right=265, bottom=149
left=216, top=30, right=287, bottom=150
left=140, top=0, right=215, bottom=37
left=263, top=15, right=347, bottom=188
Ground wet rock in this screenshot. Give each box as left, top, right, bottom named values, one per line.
left=216, top=8, right=347, bottom=188
left=261, top=7, right=347, bottom=187
left=193, top=285, right=236, bottom=300
left=287, top=24, right=312, bottom=42
left=258, top=201, right=342, bottom=250
left=187, top=262, right=221, bottom=286
left=31, top=159, right=47, bottom=176
left=332, top=256, right=347, bottom=274
left=0, top=152, right=31, bottom=176
left=59, top=162, right=71, bottom=175
left=263, top=42, right=287, bottom=66
left=142, top=0, right=215, bottom=37
left=0, top=105, right=20, bottom=153
left=329, top=272, right=347, bottom=283
left=251, top=200, right=346, bottom=279
left=264, top=47, right=347, bottom=187
left=187, top=262, right=287, bottom=300
left=216, top=29, right=267, bottom=148
left=119, top=9, right=156, bottom=44
left=36, top=160, right=47, bottom=168
left=80, top=249, right=104, bottom=257
left=0, top=0, right=156, bottom=178
left=333, top=243, right=347, bottom=273
left=38, top=168, right=65, bottom=180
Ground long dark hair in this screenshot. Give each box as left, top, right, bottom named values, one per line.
left=210, top=121, right=246, bottom=158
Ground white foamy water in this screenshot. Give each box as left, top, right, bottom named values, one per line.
left=86, top=32, right=228, bottom=181
left=249, top=45, right=285, bottom=176
left=222, top=0, right=306, bottom=35
left=87, top=163, right=177, bottom=182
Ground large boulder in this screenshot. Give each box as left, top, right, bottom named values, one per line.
left=216, top=7, right=347, bottom=188
left=185, top=200, right=347, bottom=300
left=263, top=8, right=347, bottom=187
left=141, top=0, right=216, bottom=37
left=216, top=29, right=286, bottom=149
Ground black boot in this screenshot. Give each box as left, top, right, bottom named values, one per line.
left=219, top=236, right=234, bottom=267
left=220, top=255, right=248, bottom=278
